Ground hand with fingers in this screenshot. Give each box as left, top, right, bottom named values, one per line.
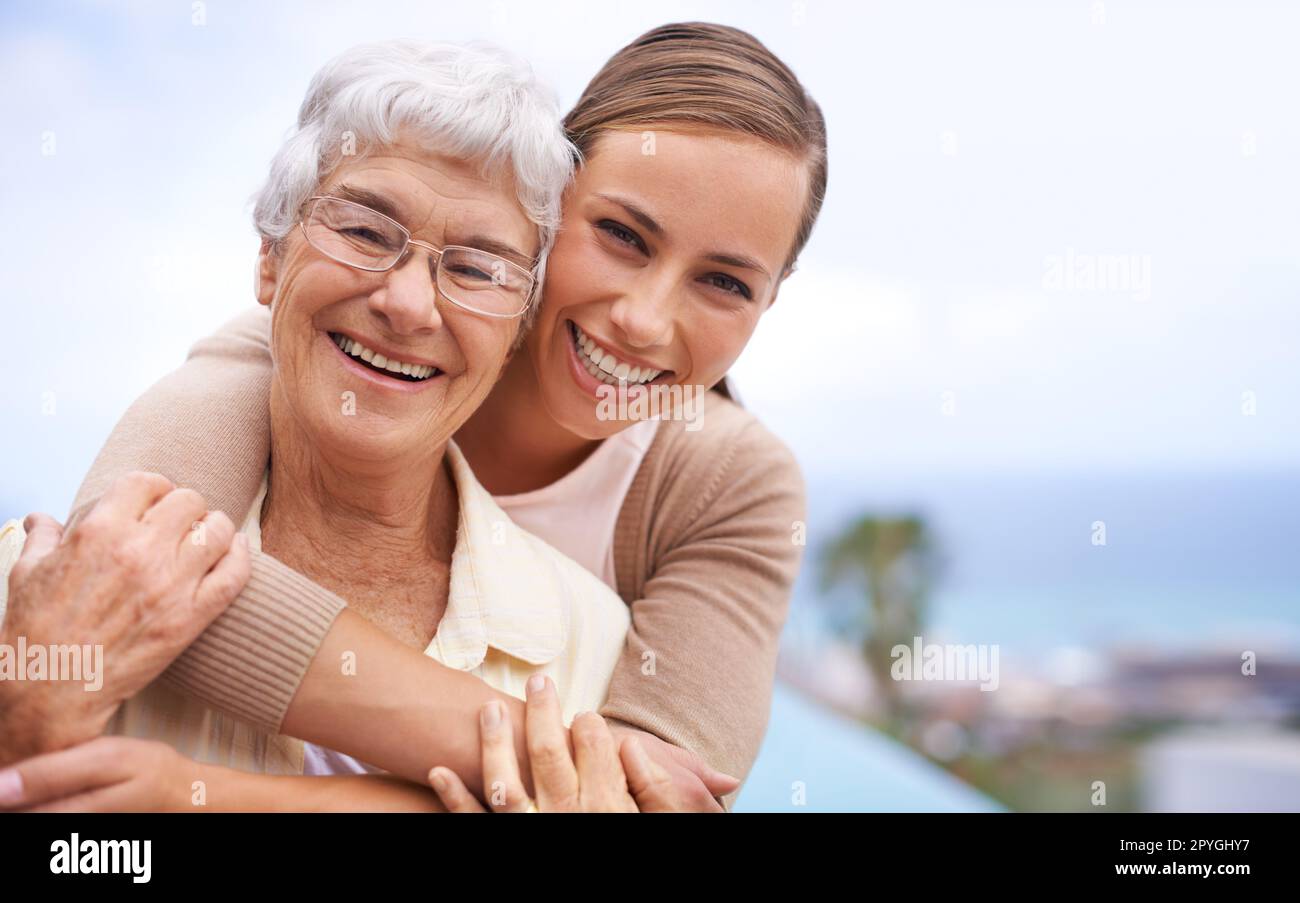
left=0, top=737, right=200, bottom=813
left=427, top=672, right=714, bottom=813
left=0, top=471, right=251, bottom=765
left=604, top=721, right=739, bottom=812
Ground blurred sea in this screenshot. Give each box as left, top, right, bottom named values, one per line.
left=786, top=469, right=1300, bottom=670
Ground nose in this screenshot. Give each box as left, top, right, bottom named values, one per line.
left=367, top=247, right=443, bottom=335
left=608, top=271, right=678, bottom=349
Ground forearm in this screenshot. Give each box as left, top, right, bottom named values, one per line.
left=0, top=701, right=106, bottom=768
left=0, top=687, right=59, bottom=767
left=600, top=416, right=805, bottom=798
left=280, top=609, right=533, bottom=799
left=197, top=762, right=446, bottom=812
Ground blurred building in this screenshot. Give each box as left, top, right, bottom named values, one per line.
left=1140, top=729, right=1300, bottom=812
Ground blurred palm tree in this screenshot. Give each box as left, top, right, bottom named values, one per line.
left=820, top=515, right=938, bottom=734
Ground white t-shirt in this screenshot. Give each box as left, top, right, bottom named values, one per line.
left=493, top=419, right=658, bottom=591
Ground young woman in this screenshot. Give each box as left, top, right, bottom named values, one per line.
left=67, top=22, right=828, bottom=810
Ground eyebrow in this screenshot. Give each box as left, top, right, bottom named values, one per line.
left=598, top=196, right=769, bottom=280
left=330, top=184, right=406, bottom=223
left=454, top=234, right=536, bottom=270
left=597, top=192, right=771, bottom=279
left=705, top=252, right=771, bottom=279
left=596, top=193, right=663, bottom=236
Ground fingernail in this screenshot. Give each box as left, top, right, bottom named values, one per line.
left=526, top=673, right=546, bottom=696
left=429, top=769, right=449, bottom=793
left=0, top=769, right=23, bottom=806
left=481, top=701, right=502, bottom=730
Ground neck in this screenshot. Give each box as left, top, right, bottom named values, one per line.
left=455, top=345, right=601, bottom=494
left=261, top=390, right=458, bottom=584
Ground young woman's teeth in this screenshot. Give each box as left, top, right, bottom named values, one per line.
left=330, top=332, right=436, bottom=381
left=570, top=322, right=663, bottom=386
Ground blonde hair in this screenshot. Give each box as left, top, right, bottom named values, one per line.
left=563, top=22, right=828, bottom=271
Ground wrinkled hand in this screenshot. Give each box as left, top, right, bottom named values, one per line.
left=427, top=674, right=732, bottom=812
left=0, top=736, right=203, bottom=812
left=0, top=471, right=250, bottom=762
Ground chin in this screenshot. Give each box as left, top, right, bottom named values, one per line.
left=297, top=395, right=410, bottom=456
left=562, top=408, right=625, bottom=442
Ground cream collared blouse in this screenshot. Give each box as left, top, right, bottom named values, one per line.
left=0, top=442, right=631, bottom=775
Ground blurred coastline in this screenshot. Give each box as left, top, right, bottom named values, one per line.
left=762, top=469, right=1300, bottom=811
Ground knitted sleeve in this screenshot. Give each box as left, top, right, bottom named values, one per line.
left=601, top=398, right=806, bottom=800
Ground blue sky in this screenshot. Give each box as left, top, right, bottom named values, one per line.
left=2, top=0, right=1298, bottom=520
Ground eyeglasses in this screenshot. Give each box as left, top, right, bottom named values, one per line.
left=299, top=195, right=536, bottom=319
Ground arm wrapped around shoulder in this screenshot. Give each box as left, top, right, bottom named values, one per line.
left=69, top=306, right=274, bottom=528
left=600, top=396, right=807, bottom=801
left=65, top=306, right=346, bottom=734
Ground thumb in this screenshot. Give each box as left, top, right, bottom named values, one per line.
left=700, top=769, right=740, bottom=796
left=665, top=743, right=740, bottom=795
left=621, top=736, right=678, bottom=813
left=19, top=513, right=65, bottom=565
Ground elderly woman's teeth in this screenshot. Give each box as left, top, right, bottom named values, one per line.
left=330, top=332, right=436, bottom=381
left=569, top=322, right=663, bottom=387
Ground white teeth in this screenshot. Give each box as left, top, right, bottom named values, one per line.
left=331, top=333, right=436, bottom=381
left=570, top=323, right=663, bottom=385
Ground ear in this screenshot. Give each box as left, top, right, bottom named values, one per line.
left=254, top=239, right=279, bottom=307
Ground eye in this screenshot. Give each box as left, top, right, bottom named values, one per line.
left=341, top=226, right=401, bottom=251
left=445, top=262, right=494, bottom=282
left=596, top=220, right=646, bottom=254
left=702, top=272, right=753, bottom=300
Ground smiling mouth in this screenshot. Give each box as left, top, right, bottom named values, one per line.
left=567, top=321, right=672, bottom=387
left=329, top=332, right=441, bottom=383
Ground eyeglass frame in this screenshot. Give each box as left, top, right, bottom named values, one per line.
left=297, top=195, right=538, bottom=320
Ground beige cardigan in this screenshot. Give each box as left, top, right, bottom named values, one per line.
left=6, top=443, right=630, bottom=775
left=70, top=307, right=806, bottom=790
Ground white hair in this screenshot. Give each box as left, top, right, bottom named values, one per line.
left=252, top=39, right=574, bottom=311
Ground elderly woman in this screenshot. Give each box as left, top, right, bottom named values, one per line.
left=0, top=40, right=695, bottom=811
